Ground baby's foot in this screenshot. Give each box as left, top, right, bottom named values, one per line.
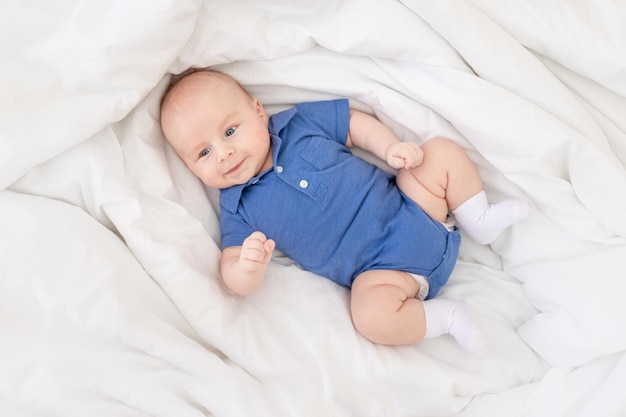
left=453, top=191, right=530, bottom=245
left=423, top=299, right=487, bottom=356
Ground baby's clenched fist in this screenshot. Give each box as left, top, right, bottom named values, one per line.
left=240, top=231, right=275, bottom=273
left=385, top=142, right=424, bottom=170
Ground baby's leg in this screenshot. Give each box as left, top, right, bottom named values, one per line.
left=395, top=137, right=483, bottom=221
left=350, top=270, right=485, bottom=354
left=396, top=137, right=529, bottom=244
left=351, top=270, right=425, bottom=345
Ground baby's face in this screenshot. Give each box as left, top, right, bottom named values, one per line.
left=162, top=75, right=272, bottom=189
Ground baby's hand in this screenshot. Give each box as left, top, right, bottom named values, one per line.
left=240, top=231, right=275, bottom=273
left=385, top=142, right=424, bottom=170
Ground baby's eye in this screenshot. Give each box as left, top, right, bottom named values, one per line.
left=199, top=148, right=210, bottom=158
left=225, top=127, right=236, bottom=137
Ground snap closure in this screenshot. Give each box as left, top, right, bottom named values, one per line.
left=276, top=166, right=283, bottom=173
left=299, top=179, right=309, bottom=188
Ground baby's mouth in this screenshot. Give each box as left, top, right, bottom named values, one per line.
left=225, top=159, right=244, bottom=176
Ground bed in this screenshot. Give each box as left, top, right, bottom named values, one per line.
left=2, top=0, right=625, bottom=416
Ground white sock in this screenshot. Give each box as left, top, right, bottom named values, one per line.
left=423, top=299, right=487, bottom=356
left=452, top=191, right=530, bottom=245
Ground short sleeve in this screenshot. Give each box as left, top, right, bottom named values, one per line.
left=219, top=202, right=254, bottom=249
left=292, top=99, right=350, bottom=145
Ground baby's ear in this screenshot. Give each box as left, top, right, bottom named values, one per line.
left=254, top=99, right=268, bottom=121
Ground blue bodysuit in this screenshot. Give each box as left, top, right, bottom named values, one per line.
left=220, top=99, right=460, bottom=299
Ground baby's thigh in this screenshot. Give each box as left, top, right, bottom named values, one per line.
left=352, top=270, right=419, bottom=298
left=351, top=270, right=420, bottom=322
left=395, top=137, right=461, bottom=221
left=396, top=168, right=449, bottom=222
left=350, top=270, right=425, bottom=344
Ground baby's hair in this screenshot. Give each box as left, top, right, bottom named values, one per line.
left=160, top=68, right=251, bottom=118
left=159, top=67, right=199, bottom=112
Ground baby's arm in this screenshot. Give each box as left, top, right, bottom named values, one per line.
left=221, top=231, right=275, bottom=296
left=347, top=109, right=423, bottom=170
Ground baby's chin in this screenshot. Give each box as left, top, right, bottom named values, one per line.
left=211, top=177, right=252, bottom=189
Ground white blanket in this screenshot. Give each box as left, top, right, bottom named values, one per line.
left=2, top=0, right=625, bottom=416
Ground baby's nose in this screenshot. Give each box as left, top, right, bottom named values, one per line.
left=217, top=146, right=235, bottom=162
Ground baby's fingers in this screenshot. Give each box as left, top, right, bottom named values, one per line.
left=386, top=143, right=423, bottom=169
left=242, top=248, right=266, bottom=264
left=264, top=239, right=276, bottom=255
left=387, top=154, right=407, bottom=170
left=241, top=233, right=274, bottom=265
left=400, top=147, right=423, bottom=168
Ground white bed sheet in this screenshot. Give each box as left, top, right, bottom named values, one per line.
left=1, top=0, right=625, bottom=416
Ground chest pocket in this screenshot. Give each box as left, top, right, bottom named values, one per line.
left=300, top=136, right=341, bottom=170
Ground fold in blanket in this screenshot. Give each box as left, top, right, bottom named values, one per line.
left=2, top=1, right=625, bottom=416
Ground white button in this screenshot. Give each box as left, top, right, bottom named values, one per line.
left=276, top=166, right=283, bottom=173
left=299, top=179, right=309, bottom=188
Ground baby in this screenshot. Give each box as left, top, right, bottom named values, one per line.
left=160, top=70, right=529, bottom=354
